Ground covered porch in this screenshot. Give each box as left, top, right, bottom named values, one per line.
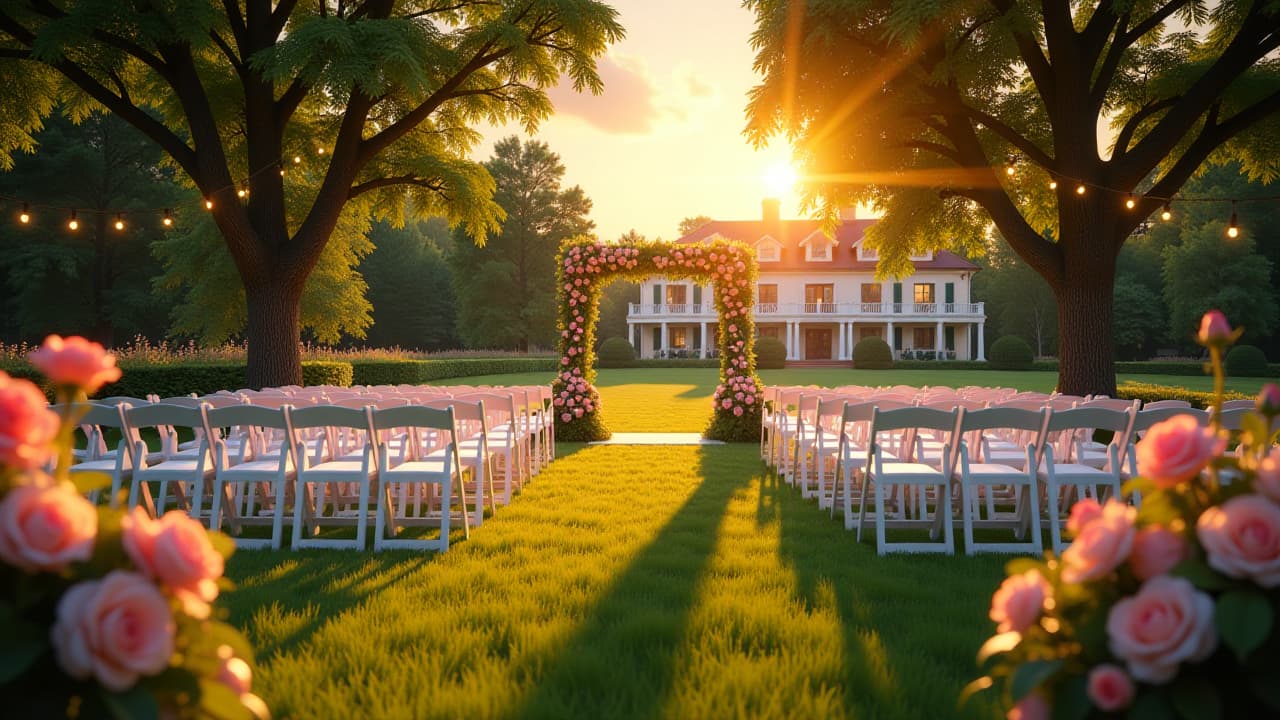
left=628, top=321, right=720, bottom=359
left=757, top=320, right=987, bottom=362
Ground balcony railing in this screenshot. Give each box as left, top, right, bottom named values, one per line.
left=628, top=301, right=983, bottom=318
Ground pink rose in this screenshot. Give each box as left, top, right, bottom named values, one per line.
left=1129, top=526, right=1188, bottom=581
left=28, top=335, right=122, bottom=393
left=561, top=413, right=572, bottom=423
left=0, top=482, right=97, bottom=572
left=1087, top=664, right=1134, bottom=711
left=1256, top=448, right=1280, bottom=503
left=122, top=509, right=224, bottom=617
left=1062, top=499, right=1136, bottom=583
left=1066, top=497, right=1103, bottom=536
left=0, top=372, right=59, bottom=469
left=573, top=408, right=583, bottom=418
left=1135, top=415, right=1225, bottom=488
left=733, top=406, right=744, bottom=416
left=1007, top=693, right=1049, bottom=720
left=51, top=570, right=176, bottom=691
left=1259, top=383, right=1280, bottom=416
left=1106, top=575, right=1216, bottom=683
left=989, top=569, right=1049, bottom=633
left=1197, top=494, right=1280, bottom=587
left=1197, top=309, right=1232, bottom=345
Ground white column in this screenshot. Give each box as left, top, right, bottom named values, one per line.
left=627, top=320, right=634, bottom=353
left=660, top=322, right=668, bottom=357
left=837, top=322, right=845, bottom=361
left=887, top=321, right=895, bottom=358
left=977, top=322, right=986, bottom=361
left=700, top=322, right=708, bottom=358
left=785, top=321, right=794, bottom=360
left=936, top=321, right=944, bottom=353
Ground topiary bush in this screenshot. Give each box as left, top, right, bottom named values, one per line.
left=988, top=335, right=1034, bottom=369
left=596, top=337, right=637, bottom=367
left=852, top=337, right=893, bottom=369
left=1224, top=344, right=1270, bottom=377
left=755, top=337, right=787, bottom=369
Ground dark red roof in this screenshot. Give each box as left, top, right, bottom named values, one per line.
left=674, top=218, right=980, bottom=272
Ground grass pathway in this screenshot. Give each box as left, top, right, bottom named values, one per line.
left=224, top=443, right=1006, bottom=719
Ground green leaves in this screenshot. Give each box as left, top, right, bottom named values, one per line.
left=100, top=684, right=160, bottom=720
left=0, top=602, right=47, bottom=684
left=1170, top=675, right=1222, bottom=720
left=1216, top=591, right=1273, bottom=661
left=1010, top=659, right=1062, bottom=701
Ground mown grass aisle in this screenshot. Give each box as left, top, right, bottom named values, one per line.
left=224, top=443, right=1006, bottom=719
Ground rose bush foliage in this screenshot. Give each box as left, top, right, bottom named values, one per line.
left=973, top=312, right=1280, bottom=719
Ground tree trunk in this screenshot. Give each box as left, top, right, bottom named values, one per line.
left=244, top=277, right=305, bottom=389
left=1054, top=256, right=1117, bottom=397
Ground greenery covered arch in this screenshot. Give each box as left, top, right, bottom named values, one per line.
left=553, top=237, right=763, bottom=442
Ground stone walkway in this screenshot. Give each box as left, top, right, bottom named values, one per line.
left=587, top=432, right=725, bottom=446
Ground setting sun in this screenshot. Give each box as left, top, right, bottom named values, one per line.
left=763, top=162, right=797, bottom=196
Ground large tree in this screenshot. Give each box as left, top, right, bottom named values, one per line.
left=0, top=112, right=177, bottom=345
left=450, top=136, right=593, bottom=350
left=746, top=0, right=1280, bottom=394
left=361, top=217, right=460, bottom=350
left=0, top=1, right=621, bottom=386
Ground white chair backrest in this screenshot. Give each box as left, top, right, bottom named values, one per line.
left=1132, top=407, right=1209, bottom=434
left=1142, top=399, right=1192, bottom=410
left=1221, top=399, right=1256, bottom=411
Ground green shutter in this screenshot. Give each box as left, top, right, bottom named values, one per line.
left=692, top=285, right=702, bottom=305
left=945, top=327, right=955, bottom=350
left=893, top=327, right=903, bottom=350
left=653, top=284, right=662, bottom=305
left=945, top=282, right=955, bottom=304
left=893, top=283, right=902, bottom=304
left=652, top=327, right=661, bottom=351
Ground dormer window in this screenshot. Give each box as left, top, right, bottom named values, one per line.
left=755, top=236, right=781, bottom=262
left=799, top=230, right=834, bottom=262
left=857, top=243, right=879, bottom=261
left=807, top=243, right=829, bottom=261
left=908, top=250, right=934, bottom=261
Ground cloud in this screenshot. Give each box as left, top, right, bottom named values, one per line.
left=685, top=74, right=713, bottom=98
left=548, top=55, right=659, bottom=134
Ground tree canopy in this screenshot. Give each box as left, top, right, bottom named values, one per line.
left=746, top=0, right=1280, bottom=394
left=450, top=135, right=594, bottom=350
left=0, top=0, right=622, bottom=385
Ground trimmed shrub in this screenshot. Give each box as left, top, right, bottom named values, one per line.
left=988, top=336, right=1034, bottom=370
left=302, top=361, right=353, bottom=388
left=596, top=337, right=637, bottom=367
left=755, top=337, right=787, bottom=369
left=348, top=358, right=557, bottom=385
left=1224, top=345, right=1270, bottom=378
left=852, top=337, right=893, bottom=369
left=1116, top=381, right=1251, bottom=409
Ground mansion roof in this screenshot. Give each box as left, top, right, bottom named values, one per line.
left=673, top=218, right=981, bottom=273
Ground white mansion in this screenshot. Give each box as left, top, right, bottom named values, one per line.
left=625, top=200, right=987, bottom=362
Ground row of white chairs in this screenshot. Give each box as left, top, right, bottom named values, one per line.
left=762, top=385, right=1249, bottom=556
left=61, top=384, right=555, bottom=552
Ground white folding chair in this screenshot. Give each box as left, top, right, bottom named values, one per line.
left=1037, top=408, right=1132, bottom=554
left=370, top=405, right=471, bottom=552
left=285, top=405, right=377, bottom=550
left=123, top=404, right=215, bottom=520
left=204, top=405, right=296, bottom=550
left=66, top=402, right=134, bottom=506
left=954, top=407, right=1047, bottom=555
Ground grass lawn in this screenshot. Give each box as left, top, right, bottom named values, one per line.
left=225, top=443, right=1005, bottom=719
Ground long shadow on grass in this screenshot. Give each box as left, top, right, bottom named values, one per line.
left=512, top=445, right=751, bottom=720
left=758, top=471, right=1004, bottom=720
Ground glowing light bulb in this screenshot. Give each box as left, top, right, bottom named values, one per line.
left=1048, top=180, right=1058, bottom=190
left=1075, top=184, right=1086, bottom=195
left=114, top=213, right=125, bottom=231
left=1005, top=165, right=1015, bottom=177
left=1160, top=204, right=1172, bottom=222
left=1227, top=205, right=1240, bottom=239
left=163, top=209, right=173, bottom=227
left=205, top=199, right=214, bottom=210
left=18, top=202, right=29, bottom=224
left=1125, top=194, right=1136, bottom=210
left=316, top=147, right=326, bottom=155
left=293, top=155, right=302, bottom=164
left=67, top=211, right=79, bottom=231
left=237, top=188, right=247, bottom=198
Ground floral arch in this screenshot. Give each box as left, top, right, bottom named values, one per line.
left=553, top=236, right=763, bottom=442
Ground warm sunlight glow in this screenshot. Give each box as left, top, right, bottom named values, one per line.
left=763, top=163, right=797, bottom=195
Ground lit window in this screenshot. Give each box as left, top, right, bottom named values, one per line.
left=861, top=284, right=882, bottom=303
left=807, top=242, right=830, bottom=261
left=913, top=284, right=935, bottom=303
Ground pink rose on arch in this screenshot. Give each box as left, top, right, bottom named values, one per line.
left=1087, top=664, right=1134, bottom=712
left=560, top=358, right=569, bottom=366
left=573, top=408, right=584, bottom=418
left=561, top=412, right=572, bottom=423
left=745, top=395, right=755, bottom=405
left=1129, top=526, right=1188, bottom=581
left=1197, top=494, right=1280, bottom=587
left=123, top=509, right=224, bottom=617
left=51, top=570, right=176, bottom=692
left=733, top=406, right=744, bottom=416
left=1106, top=575, right=1216, bottom=683
left=28, top=334, right=122, bottom=393
left=1065, top=497, right=1103, bottom=536
left=1061, top=499, right=1136, bottom=583
left=0, top=372, right=60, bottom=469
left=1135, top=415, right=1225, bottom=488
left=721, top=399, right=732, bottom=409
left=989, top=568, right=1049, bottom=633
left=0, top=482, right=98, bottom=573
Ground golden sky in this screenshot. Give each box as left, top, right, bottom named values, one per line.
left=478, top=0, right=798, bottom=241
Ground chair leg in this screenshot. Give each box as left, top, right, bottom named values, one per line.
left=354, top=478, right=370, bottom=550
left=1046, top=479, right=1063, bottom=555
left=440, top=477, right=452, bottom=552
left=961, top=479, right=976, bottom=556
left=271, top=476, right=287, bottom=551
left=874, top=477, right=887, bottom=555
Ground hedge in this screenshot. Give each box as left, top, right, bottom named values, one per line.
left=853, top=337, right=894, bottom=369
left=591, top=358, right=721, bottom=369
left=755, top=337, right=787, bottom=370
left=1116, top=381, right=1251, bottom=409
left=348, top=358, right=558, bottom=385
left=988, top=336, right=1034, bottom=370
left=596, top=337, right=637, bottom=367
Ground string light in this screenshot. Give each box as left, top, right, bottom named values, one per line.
left=293, top=156, right=302, bottom=164
left=1125, top=193, right=1136, bottom=210
left=1227, top=201, right=1239, bottom=238
left=1048, top=180, right=1058, bottom=190
left=163, top=209, right=173, bottom=227
left=114, top=213, right=125, bottom=231
left=1161, top=203, right=1172, bottom=222
left=316, top=147, right=326, bottom=155
left=18, top=202, right=29, bottom=224
left=67, top=211, right=78, bottom=231
left=205, top=198, right=214, bottom=210
left=1075, top=184, right=1086, bottom=195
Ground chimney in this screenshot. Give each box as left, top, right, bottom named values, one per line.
left=839, top=206, right=858, bottom=222
left=762, top=198, right=781, bottom=225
